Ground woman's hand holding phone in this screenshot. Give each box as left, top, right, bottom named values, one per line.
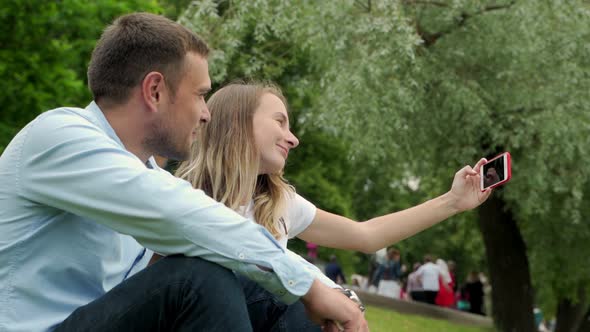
left=480, top=152, right=512, bottom=191
left=446, top=158, right=493, bottom=213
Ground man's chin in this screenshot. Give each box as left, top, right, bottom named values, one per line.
left=158, top=148, right=190, bottom=163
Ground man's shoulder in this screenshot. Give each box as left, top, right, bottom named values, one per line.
left=14, top=105, right=122, bottom=167
left=26, top=106, right=108, bottom=144
left=1, top=106, right=101, bottom=163
left=36, top=106, right=98, bottom=127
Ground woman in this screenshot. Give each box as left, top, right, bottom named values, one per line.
left=434, top=258, right=455, bottom=308
left=374, top=248, right=402, bottom=299
left=176, top=82, right=491, bottom=330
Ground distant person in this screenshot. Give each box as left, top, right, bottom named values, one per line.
left=375, top=248, right=402, bottom=298
left=464, top=271, right=485, bottom=315
left=325, top=255, right=346, bottom=285
left=306, top=241, right=319, bottom=262
left=406, top=262, right=424, bottom=302
left=447, top=260, right=458, bottom=293
left=434, top=259, right=455, bottom=308
left=369, top=247, right=388, bottom=289
left=415, top=255, right=443, bottom=304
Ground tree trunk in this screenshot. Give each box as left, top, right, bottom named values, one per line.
left=555, top=287, right=588, bottom=332
left=576, top=309, right=590, bottom=332
left=478, top=193, right=536, bottom=332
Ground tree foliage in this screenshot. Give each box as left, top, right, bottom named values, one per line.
left=404, top=0, right=590, bottom=315
left=181, top=0, right=590, bottom=325
left=0, top=0, right=162, bottom=153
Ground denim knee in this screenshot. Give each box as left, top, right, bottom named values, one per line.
left=153, top=255, right=244, bottom=299
left=54, top=255, right=252, bottom=332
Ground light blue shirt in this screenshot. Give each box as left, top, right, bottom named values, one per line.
left=0, top=102, right=325, bottom=332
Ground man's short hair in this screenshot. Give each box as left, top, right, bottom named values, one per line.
left=88, top=12, right=209, bottom=105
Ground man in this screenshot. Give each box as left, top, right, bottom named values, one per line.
left=406, top=262, right=424, bottom=302
left=325, top=255, right=346, bottom=285
left=0, top=13, right=366, bottom=332
left=415, top=254, right=442, bottom=305
left=464, top=271, right=485, bottom=315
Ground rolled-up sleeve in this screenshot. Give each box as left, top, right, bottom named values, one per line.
left=17, top=109, right=314, bottom=303
left=285, top=249, right=340, bottom=289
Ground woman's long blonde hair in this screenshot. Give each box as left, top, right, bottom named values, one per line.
left=176, top=82, right=294, bottom=239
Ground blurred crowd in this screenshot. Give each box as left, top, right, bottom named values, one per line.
left=317, top=247, right=491, bottom=316
left=311, top=245, right=559, bottom=331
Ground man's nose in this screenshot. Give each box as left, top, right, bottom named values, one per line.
left=201, top=105, right=211, bottom=123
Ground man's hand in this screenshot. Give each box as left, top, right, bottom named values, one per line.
left=301, top=279, right=369, bottom=332
left=447, top=158, right=492, bottom=212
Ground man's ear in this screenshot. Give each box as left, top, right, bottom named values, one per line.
left=141, top=72, right=166, bottom=113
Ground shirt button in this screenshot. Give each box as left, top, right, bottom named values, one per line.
left=238, top=253, right=245, bottom=259
left=288, top=280, right=295, bottom=286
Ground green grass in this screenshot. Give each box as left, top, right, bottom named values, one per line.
left=365, top=305, right=496, bottom=332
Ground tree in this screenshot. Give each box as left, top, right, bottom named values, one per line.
left=182, top=1, right=590, bottom=330
left=0, top=0, right=162, bottom=153
left=404, top=2, right=590, bottom=331
left=329, top=1, right=590, bottom=330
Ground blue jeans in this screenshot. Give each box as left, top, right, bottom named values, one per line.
left=239, top=275, right=322, bottom=332
left=55, top=255, right=252, bottom=332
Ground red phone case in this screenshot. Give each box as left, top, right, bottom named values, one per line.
left=481, top=152, right=511, bottom=191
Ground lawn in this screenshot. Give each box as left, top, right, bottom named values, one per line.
left=365, top=305, right=496, bottom=332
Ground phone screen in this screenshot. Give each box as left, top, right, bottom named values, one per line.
left=482, top=155, right=506, bottom=189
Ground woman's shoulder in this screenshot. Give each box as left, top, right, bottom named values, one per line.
left=284, top=191, right=316, bottom=214
left=283, top=190, right=317, bottom=237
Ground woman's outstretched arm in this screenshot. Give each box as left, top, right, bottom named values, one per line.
left=297, top=159, right=492, bottom=253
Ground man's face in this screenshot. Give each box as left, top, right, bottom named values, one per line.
left=149, top=53, right=211, bottom=161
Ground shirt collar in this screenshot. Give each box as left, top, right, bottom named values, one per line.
left=85, top=101, right=126, bottom=149
left=85, top=101, right=160, bottom=170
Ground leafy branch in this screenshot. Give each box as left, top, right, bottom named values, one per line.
left=408, top=1, right=516, bottom=47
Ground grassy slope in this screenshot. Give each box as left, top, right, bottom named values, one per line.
left=365, top=305, right=496, bottom=332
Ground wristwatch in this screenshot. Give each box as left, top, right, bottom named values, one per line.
left=339, top=288, right=366, bottom=313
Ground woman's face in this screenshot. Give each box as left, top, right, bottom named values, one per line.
left=253, top=93, right=299, bottom=174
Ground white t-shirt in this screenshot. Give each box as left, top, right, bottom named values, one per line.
left=238, top=192, right=317, bottom=248
left=416, top=262, right=441, bottom=291
left=237, top=192, right=341, bottom=290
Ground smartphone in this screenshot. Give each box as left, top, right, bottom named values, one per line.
left=480, top=152, right=511, bottom=191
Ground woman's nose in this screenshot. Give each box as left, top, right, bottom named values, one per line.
left=286, top=130, right=299, bottom=148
